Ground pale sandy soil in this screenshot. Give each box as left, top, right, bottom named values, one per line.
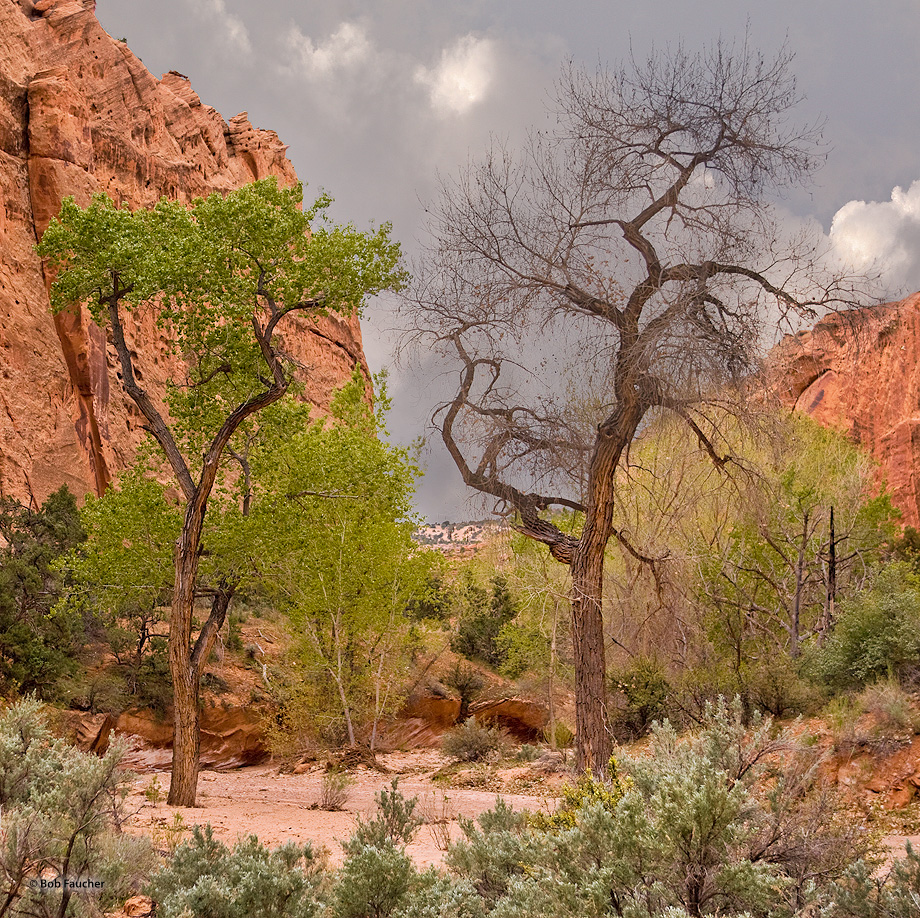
left=124, top=749, right=920, bottom=871
left=126, top=751, right=560, bottom=868
left=881, top=834, right=920, bottom=862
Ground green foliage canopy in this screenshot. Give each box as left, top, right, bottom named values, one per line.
left=38, top=179, right=406, bottom=459
left=0, top=489, right=85, bottom=696
left=253, top=373, right=433, bottom=747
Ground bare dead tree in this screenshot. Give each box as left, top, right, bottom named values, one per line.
left=403, top=38, right=875, bottom=772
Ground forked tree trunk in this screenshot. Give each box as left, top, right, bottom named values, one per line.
left=169, top=573, right=233, bottom=806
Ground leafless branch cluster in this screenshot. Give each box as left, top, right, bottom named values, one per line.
left=407, top=37, right=872, bottom=547
left=402, top=36, right=878, bottom=771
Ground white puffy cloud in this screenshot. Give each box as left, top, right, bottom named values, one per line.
left=415, top=35, right=495, bottom=115
left=829, top=179, right=920, bottom=295
left=188, top=0, right=252, bottom=55
left=286, top=21, right=373, bottom=77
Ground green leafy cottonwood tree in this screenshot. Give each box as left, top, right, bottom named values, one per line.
left=253, top=373, right=432, bottom=750
left=38, top=179, right=405, bottom=805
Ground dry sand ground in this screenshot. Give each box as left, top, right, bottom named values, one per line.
left=125, top=750, right=920, bottom=870
left=126, top=751, right=558, bottom=868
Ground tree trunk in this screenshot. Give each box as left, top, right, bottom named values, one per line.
left=566, top=395, right=644, bottom=774
left=570, top=538, right=611, bottom=774
left=167, top=500, right=207, bottom=807
left=790, top=510, right=809, bottom=659
left=333, top=668, right=356, bottom=746
left=820, top=505, right=836, bottom=643
left=548, top=598, right=558, bottom=750
left=168, top=658, right=201, bottom=806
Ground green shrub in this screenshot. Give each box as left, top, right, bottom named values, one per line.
left=815, top=563, right=920, bottom=689
left=57, top=668, right=128, bottom=715
left=515, top=743, right=540, bottom=763
left=0, top=696, right=154, bottom=918
left=741, top=655, right=823, bottom=717
left=441, top=662, right=484, bottom=722
left=823, top=694, right=867, bottom=753
left=442, top=719, right=508, bottom=763
left=349, top=780, right=422, bottom=849
left=609, top=655, right=672, bottom=738
left=392, top=875, right=485, bottom=918
left=529, top=758, right=631, bottom=832
left=451, top=575, right=517, bottom=668
left=825, top=682, right=920, bottom=755
left=129, top=646, right=173, bottom=716
left=226, top=611, right=245, bottom=653
left=826, top=843, right=920, bottom=917
left=333, top=843, right=414, bottom=918
left=334, top=783, right=423, bottom=918
left=542, top=721, right=574, bottom=749
left=495, top=621, right=548, bottom=680
left=319, top=770, right=354, bottom=811
left=858, top=680, right=920, bottom=733
left=440, top=698, right=867, bottom=917
left=148, top=826, right=322, bottom=918
left=444, top=799, right=539, bottom=905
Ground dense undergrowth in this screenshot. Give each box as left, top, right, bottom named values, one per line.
left=3, top=697, right=920, bottom=918
left=6, top=410, right=920, bottom=759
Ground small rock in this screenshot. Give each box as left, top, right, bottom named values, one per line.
left=122, top=895, right=153, bottom=918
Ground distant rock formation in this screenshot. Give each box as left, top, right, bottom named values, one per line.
left=61, top=704, right=268, bottom=769
left=0, top=0, right=369, bottom=506
left=771, top=291, right=920, bottom=527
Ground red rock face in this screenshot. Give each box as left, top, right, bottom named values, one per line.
left=770, top=292, right=920, bottom=526
left=0, top=0, right=370, bottom=506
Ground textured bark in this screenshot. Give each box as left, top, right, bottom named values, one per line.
left=166, top=493, right=207, bottom=807
left=570, top=546, right=611, bottom=772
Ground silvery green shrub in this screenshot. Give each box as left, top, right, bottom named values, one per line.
left=147, top=826, right=322, bottom=918
left=0, top=697, right=153, bottom=918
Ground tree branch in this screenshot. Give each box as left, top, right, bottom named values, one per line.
left=105, top=280, right=196, bottom=501
left=190, top=582, right=234, bottom=672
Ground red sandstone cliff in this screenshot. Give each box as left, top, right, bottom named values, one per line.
left=0, top=0, right=369, bottom=506
left=771, top=291, right=920, bottom=527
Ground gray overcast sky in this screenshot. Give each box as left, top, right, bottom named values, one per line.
left=95, top=1, right=920, bottom=520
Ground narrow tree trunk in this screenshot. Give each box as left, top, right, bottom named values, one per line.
left=821, top=505, right=836, bottom=643
left=570, top=539, right=611, bottom=774
left=790, top=510, right=809, bottom=659
left=333, top=667, right=356, bottom=746
left=167, top=502, right=207, bottom=807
